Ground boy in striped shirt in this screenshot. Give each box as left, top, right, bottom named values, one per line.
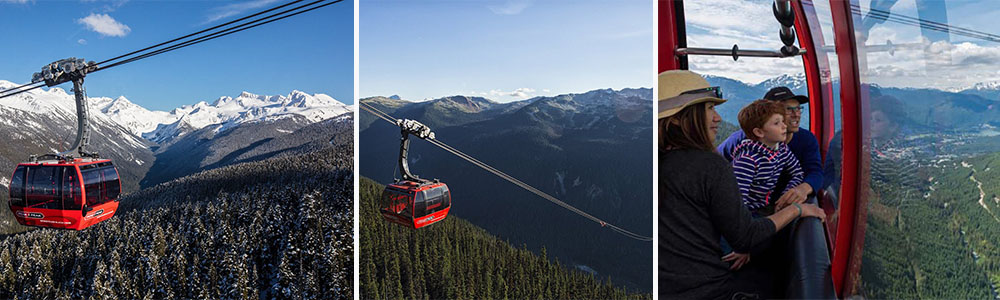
left=731, top=99, right=804, bottom=215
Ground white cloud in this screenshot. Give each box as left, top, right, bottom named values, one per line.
left=480, top=87, right=538, bottom=99
left=488, top=0, right=531, bottom=15
left=1, top=0, right=31, bottom=4
left=204, top=0, right=280, bottom=24
left=77, top=13, right=130, bottom=37
left=509, top=87, right=535, bottom=98
left=77, top=39, right=87, bottom=45
left=685, top=0, right=773, bottom=36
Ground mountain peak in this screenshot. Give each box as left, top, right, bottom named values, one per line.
left=239, top=91, right=258, bottom=99
left=968, top=81, right=1000, bottom=91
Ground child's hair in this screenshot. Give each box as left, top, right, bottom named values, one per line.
left=737, top=99, right=786, bottom=140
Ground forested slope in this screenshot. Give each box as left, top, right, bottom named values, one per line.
left=0, top=142, right=353, bottom=299
left=359, top=177, right=650, bottom=300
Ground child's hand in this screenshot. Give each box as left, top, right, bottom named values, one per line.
left=722, top=252, right=751, bottom=270
left=776, top=184, right=808, bottom=209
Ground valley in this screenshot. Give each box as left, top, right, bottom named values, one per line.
left=360, top=88, right=654, bottom=293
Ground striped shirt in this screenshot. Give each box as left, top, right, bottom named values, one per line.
left=730, top=139, right=804, bottom=210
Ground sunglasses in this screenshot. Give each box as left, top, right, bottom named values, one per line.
left=680, top=86, right=723, bottom=99
left=786, top=105, right=804, bottom=113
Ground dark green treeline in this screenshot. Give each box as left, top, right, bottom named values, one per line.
left=359, top=177, right=650, bottom=300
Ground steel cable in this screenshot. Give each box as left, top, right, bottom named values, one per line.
left=360, top=101, right=652, bottom=242
left=0, top=0, right=342, bottom=99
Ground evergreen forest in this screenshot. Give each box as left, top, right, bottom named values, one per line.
left=359, top=177, right=651, bottom=300
left=0, top=142, right=354, bottom=299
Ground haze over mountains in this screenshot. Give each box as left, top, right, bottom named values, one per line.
left=360, top=88, right=653, bottom=292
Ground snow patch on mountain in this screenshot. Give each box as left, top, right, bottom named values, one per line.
left=144, top=90, right=351, bottom=143
left=0, top=80, right=352, bottom=144
left=756, top=73, right=807, bottom=92
left=963, top=81, right=1000, bottom=92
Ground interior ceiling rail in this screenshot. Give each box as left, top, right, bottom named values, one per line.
left=675, top=46, right=806, bottom=61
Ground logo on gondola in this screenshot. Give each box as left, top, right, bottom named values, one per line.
left=15, top=211, right=43, bottom=219
left=418, top=215, right=435, bottom=224
left=84, top=209, right=106, bottom=219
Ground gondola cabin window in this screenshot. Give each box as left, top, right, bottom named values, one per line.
left=26, top=166, right=61, bottom=209
left=382, top=189, right=411, bottom=216
left=81, top=164, right=119, bottom=207
left=62, top=169, right=82, bottom=210
left=9, top=166, right=25, bottom=207
left=423, top=185, right=450, bottom=215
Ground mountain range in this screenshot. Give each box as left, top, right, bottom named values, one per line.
left=0, top=79, right=354, bottom=232
left=704, top=74, right=1000, bottom=132
left=360, top=88, right=653, bottom=292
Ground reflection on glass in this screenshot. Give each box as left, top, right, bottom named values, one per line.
left=850, top=0, right=1000, bottom=298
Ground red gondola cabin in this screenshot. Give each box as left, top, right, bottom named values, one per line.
left=380, top=181, right=451, bottom=229
left=8, top=158, right=121, bottom=230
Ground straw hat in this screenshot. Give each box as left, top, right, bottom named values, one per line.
left=658, top=70, right=726, bottom=119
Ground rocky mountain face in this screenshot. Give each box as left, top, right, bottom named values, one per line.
left=360, top=88, right=653, bottom=292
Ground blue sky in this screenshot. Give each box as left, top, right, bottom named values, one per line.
left=0, top=0, right=353, bottom=111
left=360, top=0, right=653, bottom=102
left=684, top=0, right=1000, bottom=90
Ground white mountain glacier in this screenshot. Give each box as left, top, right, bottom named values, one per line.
left=757, top=73, right=807, bottom=91
left=965, top=81, right=1000, bottom=92
left=91, top=96, right=176, bottom=136
left=0, top=80, right=352, bottom=144
left=144, top=90, right=351, bottom=143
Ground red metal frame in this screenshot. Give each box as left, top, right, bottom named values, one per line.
left=658, top=0, right=681, bottom=72
left=380, top=181, right=451, bottom=229
left=8, top=159, right=121, bottom=230
left=793, top=0, right=841, bottom=264
left=829, top=0, right=867, bottom=295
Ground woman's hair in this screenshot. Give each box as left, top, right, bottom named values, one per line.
left=659, top=102, right=715, bottom=152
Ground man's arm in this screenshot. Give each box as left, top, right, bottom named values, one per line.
left=795, top=130, right=824, bottom=193
left=716, top=130, right=746, bottom=162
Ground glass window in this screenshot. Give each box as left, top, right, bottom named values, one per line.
left=62, top=168, right=82, bottom=210
left=682, top=1, right=808, bottom=131
left=848, top=0, right=998, bottom=298
left=101, top=166, right=120, bottom=203
left=802, top=0, right=845, bottom=244
left=26, top=166, right=61, bottom=209
left=423, top=186, right=450, bottom=215
left=82, top=168, right=103, bottom=207
left=9, top=166, right=25, bottom=207
left=380, top=189, right=412, bottom=217
left=411, top=191, right=424, bottom=217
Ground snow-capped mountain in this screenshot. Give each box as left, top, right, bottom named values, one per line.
left=91, top=96, right=176, bottom=136
left=964, top=81, right=1000, bottom=91
left=144, top=90, right=351, bottom=143
left=960, top=81, right=1000, bottom=101
left=756, top=73, right=807, bottom=91
left=0, top=80, right=352, bottom=144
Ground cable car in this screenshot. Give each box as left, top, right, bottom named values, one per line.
left=6, top=58, right=122, bottom=230
left=378, top=119, right=452, bottom=228
left=8, top=158, right=120, bottom=230
left=381, top=180, right=451, bottom=229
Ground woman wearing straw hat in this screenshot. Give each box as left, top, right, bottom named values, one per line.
left=658, top=70, right=825, bottom=299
